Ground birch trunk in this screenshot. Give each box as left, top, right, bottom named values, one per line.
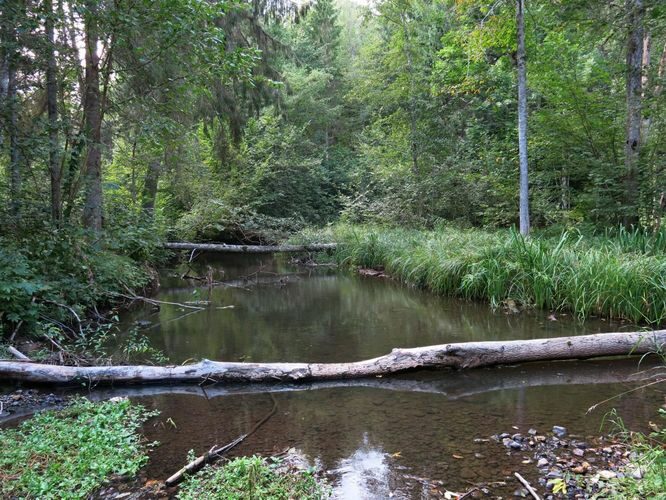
left=516, top=0, right=530, bottom=236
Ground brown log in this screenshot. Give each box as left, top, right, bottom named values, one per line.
left=0, top=330, right=663, bottom=385
left=164, top=242, right=337, bottom=253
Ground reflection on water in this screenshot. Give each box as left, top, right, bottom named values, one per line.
left=108, top=253, right=663, bottom=498
left=120, top=254, right=632, bottom=364
left=331, top=435, right=392, bottom=500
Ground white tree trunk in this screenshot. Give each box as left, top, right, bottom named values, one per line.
left=164, top=242, right=337, bottom=253
left=0, top=330, right=662, bottom=385
left=516, top=0, right=530, bottom=236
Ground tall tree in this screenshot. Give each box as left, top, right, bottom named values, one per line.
left=516, top=0, right=530, bottom=235
left=624, top=0, right=644, bottom=227
left=44, top=0, right=61, bottom=223
left=81, top=0, right=103, bottom=231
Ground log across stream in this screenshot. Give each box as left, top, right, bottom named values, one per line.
left=1, top=330, right=663, bottom=385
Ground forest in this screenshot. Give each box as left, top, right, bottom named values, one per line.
left=1, top=0, right=666, bottom=498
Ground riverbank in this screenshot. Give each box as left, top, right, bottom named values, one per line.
left=295, top=225, right=666, bottom=325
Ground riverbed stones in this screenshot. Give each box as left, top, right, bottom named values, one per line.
left=490, top=427, right=636, bottom=498
left=552, top=425, right=567, bottom=438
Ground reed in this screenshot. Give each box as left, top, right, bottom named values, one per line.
left=311, top=225, right=666, bottom=325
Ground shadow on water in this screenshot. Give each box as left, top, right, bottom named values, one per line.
left=5, top=253, right=665, bottom=498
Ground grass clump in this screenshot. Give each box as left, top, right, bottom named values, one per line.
left=0, top=398, right=157, bottom=499
left=177, top=455, right=329, bottom=500
left=302, top=224, right=666, bottom=324
left=603, top=408, right=666, bottom=499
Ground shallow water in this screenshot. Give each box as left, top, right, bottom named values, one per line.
left=112, top=253, right=664, bottom=497
left=5, top=253, right=663, bottom=498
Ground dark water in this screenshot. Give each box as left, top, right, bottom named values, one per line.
left=5, top=254, right=664, bottom=498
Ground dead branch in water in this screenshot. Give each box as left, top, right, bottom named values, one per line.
left=165, top=393, right=278, bottom=486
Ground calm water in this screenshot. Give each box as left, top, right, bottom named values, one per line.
left=6, top=253, right=665, bottom=498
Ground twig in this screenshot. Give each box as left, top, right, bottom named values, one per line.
left=165, top=393, right=278, bottom=486
left=7, top=346, right=31, bottom=361
left=43, top=300, right=84, bottom=337
left=114, top=290, right=206, bottom=311
left=514, top=472, right=541, bottom=500
left=9, top=320, right=23, bottom=342
left=587, top=378, right=666, bottom=413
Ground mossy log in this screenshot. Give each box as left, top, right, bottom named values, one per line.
left=0, top=330, right=663, bottom=385
left=164, top=242, right=337, bottom=253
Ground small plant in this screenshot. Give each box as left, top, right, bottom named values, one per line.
left=601, top=408, right=666, bottom=499
left=0, top=398, right=158, bottom=499
left=177, top=455, right=329, bottom=499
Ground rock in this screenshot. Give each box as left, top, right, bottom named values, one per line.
left=537, top=458, right=549, bottom=468
left=629, top=467, right=642, bottom=479
left=573, top=448, right=585, bottom=457
left=503, top=438, right=523, bottom=450
left=546, top=471, right=563, bottom=479
left=602, top=447, right=613, bottom=454
left=528, top=428, right=538, bottom=435
left=512, top=433, right=523, bottom=441
left=598, top=470, right=616, bottom=480
left=499, top=433, right=511, bottom=439
left=552, top=425, right=568, bottom=438
left=513, top=488, right=528, bottom=497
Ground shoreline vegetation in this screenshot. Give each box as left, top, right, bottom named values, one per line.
left=296, top=224, right=666, bottom=326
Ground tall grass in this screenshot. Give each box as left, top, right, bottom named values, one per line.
left=306, top=225, right=666, bottom=325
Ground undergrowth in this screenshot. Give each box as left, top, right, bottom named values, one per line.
left=0, top=219, right=166, bottom=340
left=296, top=224, right=666, bottom=324
left=177, top=456, right=329, bottom=500
left=0, top=398, right=157, bottom=499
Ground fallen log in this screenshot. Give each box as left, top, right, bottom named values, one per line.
left=164, top=242, right=337, bottom=253
left=0, top=330, right=663, bottom=385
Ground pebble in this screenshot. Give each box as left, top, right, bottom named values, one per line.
left=552, top=425, right=568, bottom=438
left=598, top=470, right=617, bottom=480
left=573, top=448, right=585, bottom=457
left=537, top=458, right=549, bottom=467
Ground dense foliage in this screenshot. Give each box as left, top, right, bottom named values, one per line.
left=1, top=0, right=665, bottom=335
left=0, top=398, right=156, bottom=498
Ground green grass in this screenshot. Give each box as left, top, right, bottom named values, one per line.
left=177, top=455, right=329, bottom=499
left=296, top=224, right=666, bottom=325
left=0, top=398, right=157, bottom=499
left=603, top=408, right=666, bottom=499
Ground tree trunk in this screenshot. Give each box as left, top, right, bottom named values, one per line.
left=45, top=0, right=61, bottom=224
left=141, top=158, right=161, bottom=215
left=516, top=0, right=530, bottom=236
left=7, top=45, right=20, bottom=218
left=81, top=0, right=103, bottom=232
left=400, top=11, right=419, bottom=175
left=164, top=242, right=337, bottom=253
left=0, top=330, right=662, bottom=385
left=624, top=0, right=644, bottom=227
